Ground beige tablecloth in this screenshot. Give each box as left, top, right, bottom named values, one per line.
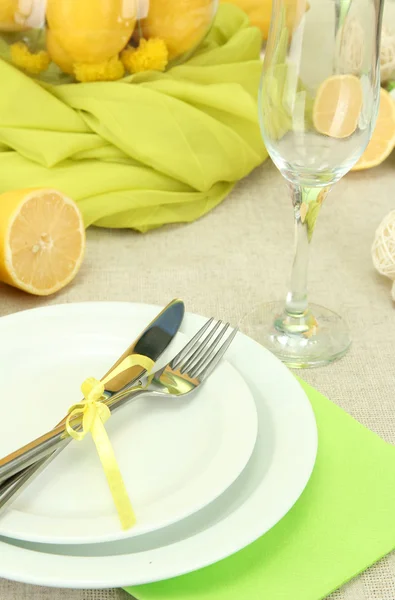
left=0, top=155, right=395, bottom=599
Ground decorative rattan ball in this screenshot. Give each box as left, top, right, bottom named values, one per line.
left=380, top=26, right=395, bottom=83
left=372, top=210, right=395, bottom=301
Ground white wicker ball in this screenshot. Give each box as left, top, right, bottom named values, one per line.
left=372, top=210, right=395, bottom=301
left=381, top=26, right=395, bottom=83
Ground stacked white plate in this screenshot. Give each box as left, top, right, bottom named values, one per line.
left=0, top=303, right=317, bottom=589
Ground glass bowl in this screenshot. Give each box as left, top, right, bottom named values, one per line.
left=0, top=0, right=218, bottom=83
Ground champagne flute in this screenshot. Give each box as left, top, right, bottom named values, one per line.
left=242, top=0, right=384, bottom=368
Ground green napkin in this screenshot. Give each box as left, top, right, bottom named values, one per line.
left=0, top=5, right=267, bottom=232
left=125, top=381, right=395, bottom=600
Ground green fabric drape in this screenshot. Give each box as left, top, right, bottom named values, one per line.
left=0, top=5, right=267, bottom=231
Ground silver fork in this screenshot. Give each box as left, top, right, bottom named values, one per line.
left=0, top=319, right=238, bottom=512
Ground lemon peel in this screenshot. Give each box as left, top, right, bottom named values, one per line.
left=46, top=0, right=136, bottom=64
left=141, top=0, right=214, bottom=60
left=352, top=88, right=395, bottom=170
left=0, top=0, right=30, bottom=31
left=46, top=29, right=74, bottom=74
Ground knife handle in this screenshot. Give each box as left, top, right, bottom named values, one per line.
left=0, top=386, right=148, bottom=485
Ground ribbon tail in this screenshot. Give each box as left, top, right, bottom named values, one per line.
left=91, top=418, right=136, bottom=530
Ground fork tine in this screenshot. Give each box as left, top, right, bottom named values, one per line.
left=192, top=327, right=238, bottom=381
left=179, top=320, right=222, bottom=374
left=183, top=322, right=229, bottom=375
left=170, top=317, right=214, bottom=369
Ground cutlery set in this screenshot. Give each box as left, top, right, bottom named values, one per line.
left=0, top=299, right=238, bottom=524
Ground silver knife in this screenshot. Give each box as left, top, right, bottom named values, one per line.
left=0, top=299, right=185, bottom=501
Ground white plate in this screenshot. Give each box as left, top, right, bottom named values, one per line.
left=0, top=303, right=317, bottom=589
left=0, top=305, right=258, bottom=545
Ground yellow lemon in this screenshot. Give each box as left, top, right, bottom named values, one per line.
left=352, top=88, right=395, bottom=170
left=0, top=0, right=29, bottom=31
left=313, top=75, right=363, bottom=139
left=0, top=188, right=85, bottom=296
left=141, top=0, right=215, bottom=60
left=46, top=0, right=136, bottom=64
left=46, top=29, right=74, bottom=74
left=221, top=0, right=308, bottom=41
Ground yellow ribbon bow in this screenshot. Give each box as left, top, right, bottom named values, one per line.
left=66, top=354, right=154, bottom=530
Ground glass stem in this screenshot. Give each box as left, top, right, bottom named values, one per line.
left=284, top=183, right=330, bottom=320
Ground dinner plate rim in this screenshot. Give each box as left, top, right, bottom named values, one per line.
left=0, top=301, right=318, bottom=589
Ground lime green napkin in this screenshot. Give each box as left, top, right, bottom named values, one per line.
left=0, top=5, right=267, bottom=232
left=125, top=380, right=395, bottom=600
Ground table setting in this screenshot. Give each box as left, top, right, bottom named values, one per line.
left=0, top=0, right=395, bottom=599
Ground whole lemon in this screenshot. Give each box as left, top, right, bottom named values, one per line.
left=46, top=29, right=74, bottom=74
left=0, top=0, right=29, bottom=31
left=141, top=0, right=215, bottom=60
left=221, top=0, right=308, bottom=40
left=46, top=0, right=136, bottom=64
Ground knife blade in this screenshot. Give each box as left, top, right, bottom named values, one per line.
left=0, top=299, right=185, bottom=487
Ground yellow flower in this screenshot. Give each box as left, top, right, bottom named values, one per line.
left=121, top=38, right=168, bottom=74
left=10, top=42, right=50, bottom=74
left=74, top=55, right=125, bottom=83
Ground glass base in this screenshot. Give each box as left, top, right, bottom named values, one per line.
left=240, top=302, right=351, bottom=369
